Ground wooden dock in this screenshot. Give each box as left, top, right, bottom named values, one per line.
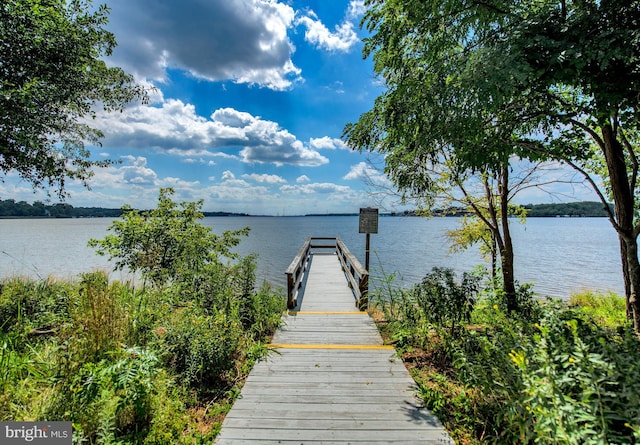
left=215, top=240, right=454, bottom=444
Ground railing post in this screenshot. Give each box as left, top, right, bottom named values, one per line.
left=286, top=272, right=296, bottom=309
left=358, top=272, right=369, bottom=310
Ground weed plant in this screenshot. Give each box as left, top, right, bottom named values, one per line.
left=372, top=267, right=640, bottom=444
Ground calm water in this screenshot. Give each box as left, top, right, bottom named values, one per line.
left=0, top=216, right=624, bottom=298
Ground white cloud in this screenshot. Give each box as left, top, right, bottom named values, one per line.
left=120, top=155, right=147, bottom=167
left=94, top=101, right=329, bottom=167
left=310, top=136, right=349, bottom=150
left=106, top=0, right=301, bottom=90
left=221, top=170, right=236, bottom=181
left=347, top=0, right=366, bottom=19
left=239, top=141, right=328, bottom=167
left=296, top=11, right=359, bottom=52
left=242, top=173, right=287, bottom=184
left=280, top=182, right=352, bottom=195
left=296, top=175, right=310, bottom=183
left=344, top=161, right=392, bottom=185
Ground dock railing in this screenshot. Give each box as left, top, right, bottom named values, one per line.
left=285, top=237, right=369, bottom=310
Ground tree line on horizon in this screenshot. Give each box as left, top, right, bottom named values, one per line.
left=0, top=198, right=249, bottom=218
left=0, top=198, right=612, bottom=219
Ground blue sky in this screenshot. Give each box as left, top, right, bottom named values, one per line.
left=1, top=0, right=599, bottom=215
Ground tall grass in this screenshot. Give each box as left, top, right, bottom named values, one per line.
left=569, top=290, right=627, bottom=328
left=0, top=267, right=286, bottom=444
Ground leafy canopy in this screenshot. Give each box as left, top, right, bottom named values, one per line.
left=0, top=0, right=148, bottom=197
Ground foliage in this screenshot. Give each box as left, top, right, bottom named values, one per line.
left=412, top=267, right=480, bottom=337
left=508, top=309, right=640, bottom=444
left=0, top=192, right=286, bottom=443
left=0, top=0, right=148, bottom=198
left=373, top=266, right=638, bottom=444
left=160, top=308, right=241, bottom=390
left=0, top=198, right=123, bottom=218
left=89, top=188, right=249, bottom=287
left=0, top=277, right=73, bottom=335
left=346, top=0, right=640, bottom=328
left=343, top=0, right=548, bottom=313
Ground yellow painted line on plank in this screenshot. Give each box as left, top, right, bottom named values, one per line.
left=268, top=343, right=395, bottom=350
left=287, top=311, right=368, bottom=315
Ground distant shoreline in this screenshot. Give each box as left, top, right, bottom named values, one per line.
left=0, top=200, right=612, bottom=219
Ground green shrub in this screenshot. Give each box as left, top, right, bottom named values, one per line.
left=50, top=347, right=162, bottom=444
left=507, top=307, right=640, bottom=444
left=0, top=189, right=288, bottom=443
left=89, top=188, right=249, bottom=288
left=239, top=280, right=285, bottom=340
left=412, top=267, right=480, bottom=337
left=374, top=269, right=640, bottom=444
left=160, top=308, right=242, bottom=390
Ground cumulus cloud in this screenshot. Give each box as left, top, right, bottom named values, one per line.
left=242, top=173, right=287, bottom=184
left=310, top=136, right=349, bottom=150
left=296, top=11, right=359, bottom=52
left=106, top=0, right=301, bottom=90
left=347, top=0, right=366, bottom=18
left=90, top=156, right=196, bottom=190
left=221, top=170, right=236, bottom=181
left=118, top=156, right=158, bottom=185
left=94, top=101, right=329, bottom=167
left=296, top=175, right=310, bottom=183
left=344, top=162, right=391, bottom=185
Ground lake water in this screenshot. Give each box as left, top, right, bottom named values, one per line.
left=0, top=216, right=624, bottom=299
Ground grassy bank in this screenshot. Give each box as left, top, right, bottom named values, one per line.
left=0, top=268, right=285, bottom=444
left=371, top=269, right=640, bottom=444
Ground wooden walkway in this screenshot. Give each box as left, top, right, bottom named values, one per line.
left=215, top=252, right=454, bottom=444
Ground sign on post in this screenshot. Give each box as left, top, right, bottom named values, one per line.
left=359, top=207, right=378, bottom=234
left=359, top=207, right=378, bottom=310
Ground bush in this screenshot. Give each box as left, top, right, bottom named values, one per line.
left=50, top=347, right=163, bottom=444
left=373, top=265, right=638, bottom=444
left=89, top=188, right=249, bottom=288
left=160, top=307, right=242, bottom=390
left=507, top=307, right=640, bottom=444
left=412, top=267, right=480, bottom=336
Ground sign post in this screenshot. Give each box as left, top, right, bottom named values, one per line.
left=359, top=207, right=378, bottom=272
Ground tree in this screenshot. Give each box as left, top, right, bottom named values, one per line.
left=89, top=188, right=250, bottom=288
left=486, top=0, right=640, bottom=329
left=0, top=0, right=148, bottom=198
left=343, top=0, right=540, bottom=311
left=346, top=0, right=640, bottom=328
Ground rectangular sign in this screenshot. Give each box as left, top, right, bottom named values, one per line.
left=359, top=207, right=379, bottom=234
left=1, top=422, right=72, bottom=444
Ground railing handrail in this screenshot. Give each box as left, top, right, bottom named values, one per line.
left=284, top=237, right=369, bottom=310
left=335, top=237, right=369, bottom=309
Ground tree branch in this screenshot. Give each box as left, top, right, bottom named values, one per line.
left=563, top=158, right=621, bottom=231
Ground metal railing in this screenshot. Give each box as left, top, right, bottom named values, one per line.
left=284, top=237, right=369, bottom=310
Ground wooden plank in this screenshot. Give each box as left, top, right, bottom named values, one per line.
left=217, top=427, right=449, bottom=442
left=221, top=418, right=440, bottom=431
left=216, top=441, right=443, bottom=445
